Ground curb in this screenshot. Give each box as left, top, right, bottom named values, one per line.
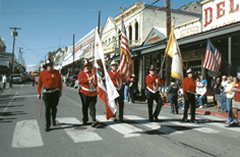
left=164, top=103, right=240, bottom=121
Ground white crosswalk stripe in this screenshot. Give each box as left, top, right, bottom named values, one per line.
left=97, top=115, right=143, bottom=138
left=11, top=114, right=240, bottom=147
left=12, top=120, right=44, bottom=148
left=56, top=117, right=102, bottom=143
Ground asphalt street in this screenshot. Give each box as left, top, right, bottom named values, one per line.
left=0, top=82, right=240, bottom=157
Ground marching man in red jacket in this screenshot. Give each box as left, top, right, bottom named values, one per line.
left=108, top=60, right=127, bottom=122
left=182, top=68, right=198, bottom=123
left=37, top=59, right=62, bottom=132
left=145, top=65, right=163, bottom=122
left=78, top=59, right=98, bottom=127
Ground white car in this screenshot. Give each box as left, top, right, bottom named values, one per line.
left=12, top=74, right=23, bottom=83
left=74, top=80, right=79, bottom=89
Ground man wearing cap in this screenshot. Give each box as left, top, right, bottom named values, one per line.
left=37, top=59, right=62, bottom=132
left=78, top=59, right=98, bottom=127
left=145, top=65, right=163, bottom=122
left=108, top=60, right=127, bottom=122
left=182, top=68, right=198, bottom=123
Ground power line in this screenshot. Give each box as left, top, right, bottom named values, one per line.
left=15, top=39, right=44, bottom=59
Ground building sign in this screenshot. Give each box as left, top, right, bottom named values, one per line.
left=202, top=0, right=240, bottom=31
left=180, top=26, right=200, bottom=38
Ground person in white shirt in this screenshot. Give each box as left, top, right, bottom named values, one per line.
left=224, top=76, right=234, bottom=124
left=221, top=75, right=228, bottom=112
left=195, top=83, right=207, bottom=108
left=2, top=74, right=7, bottom=89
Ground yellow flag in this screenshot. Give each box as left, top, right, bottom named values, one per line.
left=165, top=24, right=183, bottom=81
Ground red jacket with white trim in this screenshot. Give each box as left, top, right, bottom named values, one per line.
left=108, top=70, right=127, bottom=90
left=78, top=70, right=98, bottom=97
left=145, top=74, right=161, bottom=93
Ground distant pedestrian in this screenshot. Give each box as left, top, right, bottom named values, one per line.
left=32, top=75, right=35, bottom=86
left=167, top=78, right=179, bottom=114
left=37, top=59, right=62, bottom=132
left=129, top=75, right=137, bottom=103
left=2, top=74, right=7, bottom=89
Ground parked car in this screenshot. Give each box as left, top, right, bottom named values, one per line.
left=74, top=80, right=79, bottom=89
left=12, top=74, right=23, bottom=83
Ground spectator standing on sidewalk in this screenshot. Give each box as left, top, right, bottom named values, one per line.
left=224, top=76, right=234, bottom=124
left=230, top=79, right=240, bottom=126
left=167, top=78, right=179, bottom=114
left=220, top=75, right=228, bottom=112
left=214, top=77, right=222, bottom=110
left=211, top=76, right=217, bottom=106
left=2, top=74, right=7, bottom=89
left=160, top=92, right=166, bottom=105
left=129, top=76, right=137, bottom=103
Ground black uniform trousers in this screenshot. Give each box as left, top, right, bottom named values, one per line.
left=183, top=93, right=196, bottom=121
left=32, top=80, right=35, bottom=86
left=146, top=90, right=163, bottom=120
left=43, top=91, right=60, bottom=128
left=79, top=93, right=97, bottom=123
left=114, top=87, right=124, bottom=120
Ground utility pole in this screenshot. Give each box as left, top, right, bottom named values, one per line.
left=72, top=34, right=75, bottom=74
left=9, top=27, right=21, bottom=87
left=166, top=0, right=171, bottom=87
left=18, top=47, right=24, bottom=72
left=98, top=11, right=101, bottom=35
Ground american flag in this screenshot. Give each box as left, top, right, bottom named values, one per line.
left=202, top=40, right=222, bottom=74
left=119, top=16, right=132, bottom=78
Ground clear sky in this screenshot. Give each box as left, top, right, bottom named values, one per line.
left=0, top=0, right=197, bottom=72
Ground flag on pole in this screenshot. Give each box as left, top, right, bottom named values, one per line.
left=94, top=29, right=119, bottom=120
left=202, top=39, right=222, bottom=74
left=119, top=16, right=132, bottom=78
left=165, top=24, right=183, bottom=81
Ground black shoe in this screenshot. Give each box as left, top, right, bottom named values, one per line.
left=182, top=118, right=187, bottom=122
left=190, top=119, right=198, bottom=124
left=83, top=121, right=87, bottom=125
left=119, top=118, right=124, bottom=122
left=113, top=118, right=118, bottom=122
left=91, top=121, right=98, bottom=127
left=153, top=116, right=159, bottom=121
left=53, top=120, right=56, bottom=126
left=229, top=122, right=238, bottom=127
left=149, top=118, right=154, bottom=122
left=45, top=127, right=50, bottom=132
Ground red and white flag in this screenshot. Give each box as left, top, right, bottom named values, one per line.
left=202, top=40, right=222, bottom=74
left=119, top=16, right=132, bottom=78
left=94, top=29, right=119, bottom=120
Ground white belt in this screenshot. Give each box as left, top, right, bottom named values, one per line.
left=187, top=91, right=196, bottom=95
left=79, top=85, right=97, bottom=92
left=43, top=88, right=59, bottom=93
left=147, top=86, right=158, bottom=94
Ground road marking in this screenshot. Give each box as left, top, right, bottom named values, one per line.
left=97, top=115, right=143, bottom=138
left=56, top=117, right=102, bottom=143
left=12, top=120, right=44, bottom=148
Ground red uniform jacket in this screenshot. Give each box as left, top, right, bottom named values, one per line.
left=78, top=70, right=97, bottom=97
left=37, top=69, right=62, bottom=94
left=108, top=70, right=127, bottom=90
left=234, top=81, right=240, bottom=102
left=32, top=76, right=35, bottom=80
left=145, top=74, right=162, bottom=93
left=182, top=77, right=196, bottom=96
